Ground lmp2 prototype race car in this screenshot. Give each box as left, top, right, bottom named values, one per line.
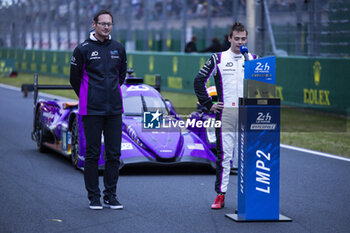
left=30, top=71, right=217, bottom=170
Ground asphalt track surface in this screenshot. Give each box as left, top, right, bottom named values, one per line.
left=0, top=85, right=350, bottom=233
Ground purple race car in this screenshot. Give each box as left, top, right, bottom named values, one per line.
left=31, top=71, right=217, bottom=170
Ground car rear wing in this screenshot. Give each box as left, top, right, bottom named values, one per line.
left=26, top=73, right=73, bottom=106
left=125, top=69, right=161, bottom=92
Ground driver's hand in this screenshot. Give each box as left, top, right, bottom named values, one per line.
left=210, top=102, right=224, bottom=113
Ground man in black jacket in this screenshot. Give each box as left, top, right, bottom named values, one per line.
left=70, top=10, right=127, bottom=210
left=200, top=37, right=222, bottom=53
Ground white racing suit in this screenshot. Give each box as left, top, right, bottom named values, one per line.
left=194, top=49, right=256, bottom=193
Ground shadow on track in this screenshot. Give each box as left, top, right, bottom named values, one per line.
left=31, top=148, right=215, bottom=176
left=119, top=164, right=215, bottom=176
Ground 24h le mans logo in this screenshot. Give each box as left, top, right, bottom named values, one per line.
left=143, top=109, right=162, bottom=129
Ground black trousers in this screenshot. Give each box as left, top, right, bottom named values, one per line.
left=82, top=114, right=122, bottom=200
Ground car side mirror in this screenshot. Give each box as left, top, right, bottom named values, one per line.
left=165, top=99, right=177, bottom=117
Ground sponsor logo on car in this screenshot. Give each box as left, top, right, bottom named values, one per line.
left=121, top=143, right=133, bottom=150
left=187, top=143, right=205, bottom=150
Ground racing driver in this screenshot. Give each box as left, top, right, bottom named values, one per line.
left=194, top=22, right=258, bottom=209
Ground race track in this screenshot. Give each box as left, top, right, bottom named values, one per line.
left=0, top=85, right=349, bottom=233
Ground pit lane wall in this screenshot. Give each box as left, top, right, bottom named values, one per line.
left=1, top=48, right=349, bottom=114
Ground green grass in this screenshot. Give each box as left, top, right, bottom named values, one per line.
left=280, top=107, right=350, bottom=157
left=1, top=72, right=349, bottom=158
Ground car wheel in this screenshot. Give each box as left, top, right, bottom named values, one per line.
left=70, top=117, right=79, bottom=169
left=35, top=109, right=48, bottom=153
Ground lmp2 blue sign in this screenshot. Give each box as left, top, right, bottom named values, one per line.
left=244, top=56, right=276, bottom=85
left=236, top=99, right=281, bottom=221
left=226, top=56, right=291, bottom=222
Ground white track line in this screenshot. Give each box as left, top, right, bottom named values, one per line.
left=0, top=83, right=20, bottom=91
left=281, top=144, right=350, bottom=162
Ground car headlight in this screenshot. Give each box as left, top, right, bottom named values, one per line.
left=206, top=127, right=216, bottom=144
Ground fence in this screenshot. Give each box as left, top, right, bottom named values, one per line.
left=0, top=0, right=349, bottom=57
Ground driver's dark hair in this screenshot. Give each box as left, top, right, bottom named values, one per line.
left=93, top=10, right=113, bottom=23
left=229, top=22, right=248, bottom=38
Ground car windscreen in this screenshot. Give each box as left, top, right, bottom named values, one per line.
left=123, top=95, right=168, bottom=116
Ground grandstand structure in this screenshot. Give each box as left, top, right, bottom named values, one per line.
left=0, top=0, right=349, bottom=57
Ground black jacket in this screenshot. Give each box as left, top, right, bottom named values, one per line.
left=70, top=32, right=127, bottom=115
left=185, top=41, right=197, bottom=53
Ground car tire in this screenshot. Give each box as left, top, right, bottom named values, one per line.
left=70, top=117, right=79, bottom=169
left=35, top=108, right=48, bottom=153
